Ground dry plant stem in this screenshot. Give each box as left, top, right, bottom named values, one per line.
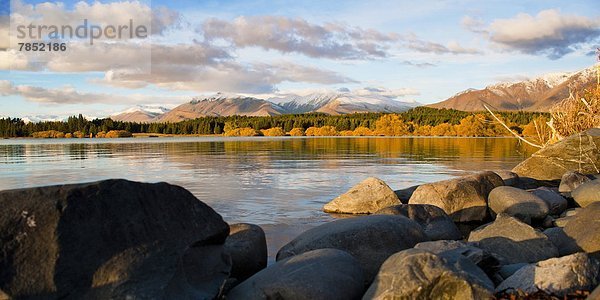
left=483, top=104, right=543, bottom=148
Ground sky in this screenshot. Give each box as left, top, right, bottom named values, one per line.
left=0, top=0, right=599, bottom=119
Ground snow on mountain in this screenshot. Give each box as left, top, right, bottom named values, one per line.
left=111, top=105, right=171, bottom=122
left=268, top=90, right=419, bottom=114
left=21, top=115, right=65, bottom=123
left=117, top=105, right=171, bottom=116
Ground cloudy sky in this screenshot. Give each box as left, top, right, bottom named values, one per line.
left=0, top=0, right=599, bottom=118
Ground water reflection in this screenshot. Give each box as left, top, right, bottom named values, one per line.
left=0, top=137, right=535, bottom=258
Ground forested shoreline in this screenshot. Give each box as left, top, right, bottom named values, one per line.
left=0, top=107, right=548, bottom=139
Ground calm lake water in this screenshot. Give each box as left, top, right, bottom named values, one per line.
left=0, top=136, right=536, bottom=259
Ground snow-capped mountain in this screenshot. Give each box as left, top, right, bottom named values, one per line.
left=111, top=105, right=171, bottom=122
left=21, top=115, right=65, bottom=123
left=429, top=66, right=597, bottom=112
left=268, top=91, right=419, bottom=115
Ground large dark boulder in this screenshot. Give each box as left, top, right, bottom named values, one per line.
left=0, top=179, right=229, bottom=299
left=323, top=177, right=401, bottom=214
left=227, top=249, right=365, bottom=300
left=512, top=128, right=600, bottom=181
left=408, top=171, right=504, bottom=222
left=277, top=215, right=428, bottom=281
left=363, top=249, right=493, bottom=300
left=224, top=223, right=267, bottom=281
left=562, top=202, right=600, bottom=260
left=468, top=214, right=558, bottom=265
left=376, top=204, right=462, bottom=240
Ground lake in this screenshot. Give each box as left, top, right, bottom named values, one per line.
left=0, top=136, right=536, bottom=260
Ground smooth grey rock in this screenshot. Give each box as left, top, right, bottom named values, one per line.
left=224, top=223, right=267, bottom=281
left=559, top=171, right=592, bottom=195
left=531, top=187, right=568, bottom=215
left=572, top=180, right=600, bottom=207
left=0, top=179, right=229, bottom=299
left=323, top=177, right=401, bottom=214
left=414, top=240, right=484, bottom=265
left=468, top=214, right=558, bottom=264
left=276, top=215, right=428, bottom=281
left=495, top=170, right=520, bottom=187
left=562, top=202, right=600, bottom=260
left=543, top=227, right=578, bottom=256
left=513, top=128, right=600, bottom=181
left=408, top=171, right=504, bottom=222
left=496, top=253, right=600, bottom=296
left=375, top=204, right=462, bottom=240
left=488, top=186, right=549, bottom=223
left=393, top=185, right=419, bottom=203
left=363, top=249, right=493, bottom=300
left=164, top=243, right=231, bottom=299
left=227, top=249, right=365, bottom=300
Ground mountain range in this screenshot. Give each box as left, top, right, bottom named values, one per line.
left=111, top=91, right=419, bottom=123
left=428, top=66, right=596, bottom=112
left=82, top=66, right=600, bottom=123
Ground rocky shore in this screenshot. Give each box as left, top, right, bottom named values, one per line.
left=1, top=129, right=599, bottom=299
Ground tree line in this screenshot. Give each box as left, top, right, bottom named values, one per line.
left=0, top=107, right=549, bottom=138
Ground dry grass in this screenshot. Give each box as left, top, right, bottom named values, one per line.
left=549, top=86, right=600, bottom=140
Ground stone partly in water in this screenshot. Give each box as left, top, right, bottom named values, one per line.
left=408, top=171, right=504, bottom=222
left=512, top=128, right=600, bottom=181
left=562, top=202, right=600, bottom=260
left=571, top=179, right=600, bottom=208
left=224, top=223, right=268, bottom=281
left=468, top=214, right=558, bottom=265
left=323, top=177, right=401, bottom=214
left=559, top=171, right=592, bottom=195
left=530, top=187, right=568, bottom=216
left=363, top=249, right=494, bottom=300
left=227, top=249, right=365, bottom=300
left=0, top=179, right=230, bottom=299
left=276, top=214, right=428, bottom=281
left=375, top=204, right=462, bottom=240
left=495, top=253, right=600, bottom=296
left=488, top=186, right=549, bottom=223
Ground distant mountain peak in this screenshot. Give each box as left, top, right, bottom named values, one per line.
left=429, top=65, right=596, bottom=112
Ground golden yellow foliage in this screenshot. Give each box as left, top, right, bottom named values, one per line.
left=32, top=130, right=65, bottom=138
left=95, top=131, right=106, bottom=138
left=73, top=131, right=85, bottom=138
left=374, top=114, right=409, bottom=136
left=104, top=130, right=133, bottom=138
left=261, top=127, right=286, bottom=136
left=413, top=125, right=432, bottom=136
left=430, top=123, right=457, bottom=136
left=65, top=133, right=73, bottom=138
left=224, top=127, right=262, bottom=137
left=522, top=116, right=553, bottom=145
left=352, top=126, right=374, bottom=136
left=305, top=126, right=338, bottom=136
left=288, top=128, right=305, bottom=136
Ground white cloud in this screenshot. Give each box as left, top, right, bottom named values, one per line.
left=0, top=80, right=187, bottom=105
left=402, top=33, right=482, bottom=55
left=200, top=16, right=398, bottom=60
left=484, top=9, right=600, bottom=59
